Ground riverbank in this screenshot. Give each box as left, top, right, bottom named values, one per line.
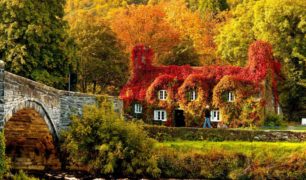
left=18, top=141, right=306, bottom=179
left=154, top=141, right=306, bottom=179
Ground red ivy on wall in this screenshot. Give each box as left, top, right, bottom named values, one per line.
left=120, top=41, right=281, bottom=126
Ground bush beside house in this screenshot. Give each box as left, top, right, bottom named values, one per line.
left=62, top=101, right=160, bottom=178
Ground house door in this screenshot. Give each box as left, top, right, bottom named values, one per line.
left=174, top=109, right=185, bottom=127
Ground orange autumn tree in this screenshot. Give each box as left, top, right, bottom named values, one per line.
left=161, top=0, right=228, bottom=65
left=109, top=4, right=180, bottom=64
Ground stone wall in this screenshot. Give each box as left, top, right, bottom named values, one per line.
left=145, top=126, right=306, bottom=142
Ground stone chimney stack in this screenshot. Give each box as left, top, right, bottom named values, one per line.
left=132, top=45, right=154, bottom=72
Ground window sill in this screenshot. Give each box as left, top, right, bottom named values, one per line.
left=154, top=119, right=167, bottom=122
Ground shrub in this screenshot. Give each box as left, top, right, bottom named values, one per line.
left=12, top=170, right=38, bottom=180
left=236, top=151, right=306, bottom=179
left=264, top=113, right=284, bottom=127
left=62, top=100, right=160, bottom=178
left=0, top=131, right=8, bottom=178
left=156, top=147, right=245, bottom=179
left=156, top=142, right=306, bottom=179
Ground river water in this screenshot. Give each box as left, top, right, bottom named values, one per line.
left=25, top=170, right=109, bottom=180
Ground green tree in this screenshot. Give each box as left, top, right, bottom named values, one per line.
left=183, top=0, right=229, bottom=17
left=198, top=0, right=229, bottom=17
left=65, top=0, right=149, bottom=18
left=62, top=100, right=160, bottom=177
left=226, top=0, right=245, bottom=9
left=162, top=38, right=200, bottom=66
left=0, top=0, right=76, bottom=89
left=216, top=0, right=306, bottom=120
left=68, top=13, right=128, bottom=95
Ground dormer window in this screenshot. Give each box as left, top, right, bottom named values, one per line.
left=134, top=104, right=142, bottom=114
left=188, top=89, right=197, bottom=101
left=191, top=90, right=197, bottom=101
left=158, top=90, right=168, bottom=100
left=228, top=91, right=235, bottom=102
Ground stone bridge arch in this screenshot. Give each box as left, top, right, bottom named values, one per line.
left=4, top=99, right=58, bottom=139
left=4, top=100, right=62, bottom=170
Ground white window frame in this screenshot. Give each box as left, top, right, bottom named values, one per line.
left=228, top=91, right=235, bottom=102
left=210, top=110, right=221, bottom=122
left=154, top=110, right=167, bottom=121
left=158, top=90, right=168, bottom=100
left=190, top=89, right=197, bottom=101
left=134, top=104, right=142, bottom=114
left=277, top=103, right=282, bottom=115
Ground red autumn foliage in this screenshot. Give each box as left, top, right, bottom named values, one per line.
left=120, top=41, right=280, bottom=106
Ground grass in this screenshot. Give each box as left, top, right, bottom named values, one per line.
left=287, top=125, right=306, bottom=131
left=258, top=125, right=306, bottom=132
left=157, top=141, right=306, bottom=157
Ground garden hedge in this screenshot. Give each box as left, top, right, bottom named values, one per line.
left=144, top=125, right=306, bottom=142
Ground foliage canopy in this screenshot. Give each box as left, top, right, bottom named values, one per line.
left=0, top=0, right=76, bottom=88
left=68, top=13, right=128, bottom=95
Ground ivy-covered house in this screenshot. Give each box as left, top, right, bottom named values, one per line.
left=120, top=41, right=282, bottom=127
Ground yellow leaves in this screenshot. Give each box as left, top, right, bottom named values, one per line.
left=162, top=0, right=204, bottom=52
left=64, top=0, right=231, bottom=66
left=161, top=0, right=225, bottom=65
left=109, top=4, right=180, bottom=62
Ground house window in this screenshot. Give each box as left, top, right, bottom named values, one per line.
left=228, top=91, right=235, bottom=102
left=158, top=90, right=168, bottom=100
left=189, top=89, right=197, bottom=101
left=134, top=104, right=142, bottom=114
left=277, top=103, right=282, bottom=115
left=154, top=110, right=167, bottom=121
left=210, top=110, right=221, bottom=122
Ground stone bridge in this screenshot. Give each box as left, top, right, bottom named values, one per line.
left=0, top=61, right=123, bottom=170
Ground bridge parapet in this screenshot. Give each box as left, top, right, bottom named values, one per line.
left=0, top=60, right=123, bottom=138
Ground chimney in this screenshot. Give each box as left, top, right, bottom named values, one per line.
left=132, top=45, right=153, bottom=71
